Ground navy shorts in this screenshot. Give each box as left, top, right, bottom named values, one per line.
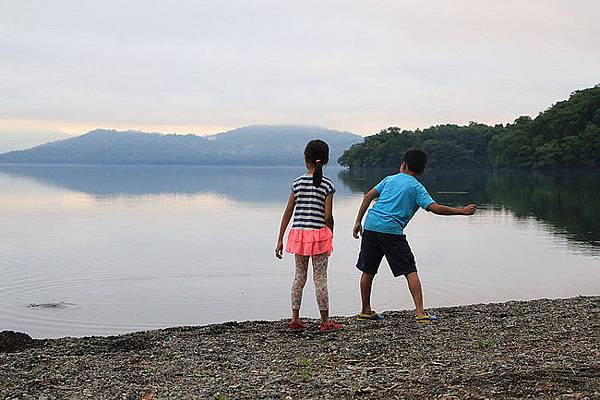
left=356, top=229, right=417, bottom=277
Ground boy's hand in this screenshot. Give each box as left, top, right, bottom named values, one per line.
left=352, top=222, right=363, bottom=238
left=275, top=240, right=284, bottom=259
left=462, top=204, right=477, bottom=215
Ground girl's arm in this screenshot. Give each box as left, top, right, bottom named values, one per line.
left=324, top=193, right=334, bottom=232
left=353, top=188, right=379, bottom=238
left=275, top=192, right=296, bottom=259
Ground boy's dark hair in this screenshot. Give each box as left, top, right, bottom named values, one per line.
left=304, top=139, right=329, bottom=187
left=403, top=149, right=427, bottom=173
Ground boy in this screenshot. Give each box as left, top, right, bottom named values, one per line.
left=352, top=149, right=476, bottom=323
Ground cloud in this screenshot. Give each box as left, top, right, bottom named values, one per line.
left=1, top=0, right=599, bottom=140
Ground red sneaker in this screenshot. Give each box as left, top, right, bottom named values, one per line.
left=319, top=320, right=342, bottom=332
left=287, top=321, right=307, bottom=332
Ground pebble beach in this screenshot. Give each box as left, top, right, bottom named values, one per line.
left=1, top=296, right=599, bottom=399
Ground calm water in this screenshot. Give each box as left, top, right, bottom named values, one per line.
left=0, top=165, right=598, bottom=338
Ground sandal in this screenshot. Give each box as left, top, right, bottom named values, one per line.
left=415, top=312, right=438, bottom=324
left=356, top=311, right=385, bottom=321
left=320, top=320, right=342, bottom=332
left=287, top=321, right=307, bottom=332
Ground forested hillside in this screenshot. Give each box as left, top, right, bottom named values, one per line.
left=339, top=86, right=600, bottom=169
left=489, top=87, right=600, bottom=168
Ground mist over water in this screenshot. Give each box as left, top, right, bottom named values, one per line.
left=0, top=165, right=598, bottom=338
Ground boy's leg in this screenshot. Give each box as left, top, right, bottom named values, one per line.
left=360, top=272, right=376, bottom=315
left=356, top=230, right=384, bottom=315
left=405, top=271, right=425, bottom=316
left=378, top=233, right=425, bottom=316
left=311, top=253, right=330, bottom=323
left=291, top=255, right=309, bottom=322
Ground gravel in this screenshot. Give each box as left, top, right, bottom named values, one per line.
left=1, top=296, right=599, bottom=399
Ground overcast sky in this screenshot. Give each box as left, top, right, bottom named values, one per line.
left=1, top=0, right=599, bottom=143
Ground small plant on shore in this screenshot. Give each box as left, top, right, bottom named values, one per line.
left=316, top=355, right=328, bottom=366
left=475, top=338, right=498, bottom=349
left=297, top=358, right=313, bottom=382
left=214, top=394, right=227, bottom=400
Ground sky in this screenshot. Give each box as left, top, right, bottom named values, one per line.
left=1, top=0, right=599, bottom=149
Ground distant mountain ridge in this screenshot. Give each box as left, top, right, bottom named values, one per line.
left=0, top=125, right=362, bottom=166
left=0, top=130, right=70, bottom=153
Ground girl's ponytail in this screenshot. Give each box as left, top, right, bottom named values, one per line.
left=304, top=139, right=329, bottom=187
left=313, top=160, right=323, bottom=187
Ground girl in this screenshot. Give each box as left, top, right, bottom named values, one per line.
left=275, top=139, right=342, bottom=332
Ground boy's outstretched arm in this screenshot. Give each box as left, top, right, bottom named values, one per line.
left=427, top=203, right=476, bottom=216
left=276, top=192, right=296, bottom=259
left=353, top=188, right=379, bottom=238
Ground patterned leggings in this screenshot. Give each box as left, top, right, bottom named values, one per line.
left=291, top=253, right=329, bottom=311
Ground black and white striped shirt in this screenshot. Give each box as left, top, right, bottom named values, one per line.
left=291, top=175, right=335, bottom=230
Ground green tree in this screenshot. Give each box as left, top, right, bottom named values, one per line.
left=340, top=86, right=600, bottom=170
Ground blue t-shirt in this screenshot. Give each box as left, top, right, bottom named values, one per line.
left=363, top=173, right=435, bottom=235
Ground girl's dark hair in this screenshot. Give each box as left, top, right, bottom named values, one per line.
left=304, top=139, right=329, bottom=187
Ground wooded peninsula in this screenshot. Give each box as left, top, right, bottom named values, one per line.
left=339, top=86, right=600, bottom=169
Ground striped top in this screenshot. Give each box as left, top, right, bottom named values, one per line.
left=291, top=174, right=335, bottom=230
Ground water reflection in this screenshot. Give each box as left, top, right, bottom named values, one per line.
left=0, top=164, right=355, bottom=203
left=339, top=168, right=600, bottom=252
left=1, top=165, right=599, bottom=251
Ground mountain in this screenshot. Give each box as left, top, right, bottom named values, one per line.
left=0, top=125, right=362, bottom=166
left=0, top=130, right=70, bottom=153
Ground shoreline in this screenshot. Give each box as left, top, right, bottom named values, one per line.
left=1, top=296, right=599, bottom=399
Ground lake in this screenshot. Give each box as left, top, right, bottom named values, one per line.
left=0, top=165, right=598, bottom=338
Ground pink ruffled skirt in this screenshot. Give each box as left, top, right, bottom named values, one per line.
left=286, top=227, right=333, bottom=256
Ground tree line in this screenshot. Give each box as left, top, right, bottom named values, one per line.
left=338, top=86, right=600, bottom=169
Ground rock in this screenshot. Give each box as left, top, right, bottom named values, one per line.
left=0, top=330, right=36, bottom=353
